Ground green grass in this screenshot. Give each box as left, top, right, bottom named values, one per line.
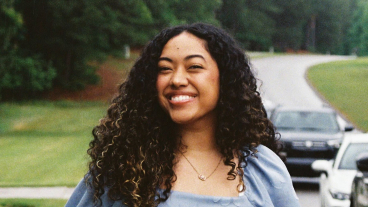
left=0, top=101, right=107, bottom=186
left=0, top=199, right=67, bottom=207
left=307, top=57, right=368, bottom=132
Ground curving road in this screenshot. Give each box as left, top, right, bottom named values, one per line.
left=250, top=54, right=354, bottom=207
left=252, top=54, right=353, bottom=107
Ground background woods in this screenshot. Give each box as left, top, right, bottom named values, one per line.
left=0, top=0, right=367, bottom=100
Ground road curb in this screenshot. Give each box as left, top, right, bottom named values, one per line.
left=0, top=187, right=74, bottom=199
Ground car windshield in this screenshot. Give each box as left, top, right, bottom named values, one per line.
left=338, top=143, right=368, bottom=170
left=273, top=111, right=339, bottom=132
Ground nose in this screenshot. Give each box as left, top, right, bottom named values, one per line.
left=170, top=68, right=188, bottom=88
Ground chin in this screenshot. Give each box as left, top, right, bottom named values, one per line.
left=171, top=117, right=194, bottom=125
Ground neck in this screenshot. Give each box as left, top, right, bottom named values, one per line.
left=176, top=115, right=218, bottom=152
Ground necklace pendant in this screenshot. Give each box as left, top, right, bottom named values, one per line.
left=198, top=175, right=207, bottom=181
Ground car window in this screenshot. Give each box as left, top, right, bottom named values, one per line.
left=338, top=143, right=368, bottom=170
left=273, top=111, right=339, bottom=132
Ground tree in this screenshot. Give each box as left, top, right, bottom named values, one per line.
left=1, top=0, right=224, bottom=100
left=144, top=0, right=221, bottom=35
left=348, top=0, right=368, bottom=56
left=217, top=0, right=281, bottom=50
left=272, top=0, right=310, bottom=51
left=0, top=0, right=56, bottom=100
left=16, top=0, right=156, bottom=90
left=311, top=0, right=353, bottom=54
left=169, top=0, right=221, bottom=25
left=0, top=0, right=22, bottom=52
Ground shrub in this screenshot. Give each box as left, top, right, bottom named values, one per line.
left=0, top=51, right=56, bottom=100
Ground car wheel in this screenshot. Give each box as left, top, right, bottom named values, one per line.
left=350, top=195, right=354, bottom=207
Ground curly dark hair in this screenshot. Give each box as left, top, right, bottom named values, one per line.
left=87, top=23, right=280, bottom=207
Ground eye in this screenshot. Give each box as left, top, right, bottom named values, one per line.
left=188, top=65, right=203, bottom=69
left=158, top=66, right=172, bottom=73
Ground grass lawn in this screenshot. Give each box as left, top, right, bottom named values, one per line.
left=0, top=101, right=107, bottom=186
left=0, top=53, right=136, bottom=188
left=307, top=57, right=368, bottom=132
left=0, top=199, right=67, bottom=207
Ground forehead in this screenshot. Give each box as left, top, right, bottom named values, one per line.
left=160, top=32, right=209, bottom=57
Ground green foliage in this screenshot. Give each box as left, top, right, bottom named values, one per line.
left=1, top=0, right=366, bottom=100
left=144, top=0, right=221, bottom=35
left=0, top=1, right=56, bottom=100
left=217, top=0, right=279, bottom=50
left=169, top=0, right=221, bottom=25
left=0, top=0, right=23, bottom=51
left=311, top=0, right=353, bottom=54
left=13, top=0, right=163, bottom=90
left=348, top=0, right=368, bottom=56
left=217, top=0, right=360, bottom=54
left=272, top=0, right=310, bottom=51
left=1, top=0, right=222, bottom=94
left=0, top=52, right=56, bottom=100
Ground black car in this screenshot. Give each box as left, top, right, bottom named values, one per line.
left=270, top=106, right=353, bottom=177
left=350, top=152, right=368, bottom=207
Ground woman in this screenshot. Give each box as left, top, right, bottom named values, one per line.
left=66, top=23, right=300, bottom=207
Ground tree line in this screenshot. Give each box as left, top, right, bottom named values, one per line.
left=1, top=0, right=367, bottom=100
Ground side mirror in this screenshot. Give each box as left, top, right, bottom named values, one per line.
left=312, top=160, right=332, bottom=174
left=356, top=153, right=368, bottom=172
left=344, top=124, right=354, bottom=132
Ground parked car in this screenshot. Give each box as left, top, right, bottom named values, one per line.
left=270, top=106, right=353, bottom=177
left=350, top=152, right=368, bottom=207
left=312, top=133, right=368, bottom=207
left=262, top=98, right=277, bottom=118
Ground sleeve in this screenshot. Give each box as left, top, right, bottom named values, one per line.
left=243, top=145, right=301, bottom=207
left=64, top=178, right=124, bottom=207
left=64, top=178, right=95, bottom=207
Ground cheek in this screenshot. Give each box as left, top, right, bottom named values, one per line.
left=211, top=73, right=220, bottom=93
left=202, top=73, right=220, bottom=104
left=209, top=64, right=220, bottom=89
left=156, top=76, right=167, bottom=106
left=156, top=76, right=165, bottom=93
left=212, top=75, right=221, bottom=104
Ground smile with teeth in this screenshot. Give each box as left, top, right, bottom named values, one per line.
left=170, top=95, right=196, bottom=102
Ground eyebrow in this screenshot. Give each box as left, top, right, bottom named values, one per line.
left=158, top=54, right=206, bottom=62
left=185, top=54, right=206, bottom=61
left=158, top=57, right=172, bottom=62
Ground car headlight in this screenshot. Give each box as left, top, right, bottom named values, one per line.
left=327, top=139, right=341, bottom=148
left=329, top=190, right=350, bottom=200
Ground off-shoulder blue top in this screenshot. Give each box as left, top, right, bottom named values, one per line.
left=65, top=145, right=300, bottom=207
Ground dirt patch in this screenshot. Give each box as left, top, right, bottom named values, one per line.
left=45, top=61, right=128, bottom=102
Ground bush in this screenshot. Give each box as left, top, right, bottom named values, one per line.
left=0, top=51, right=56, bottom=100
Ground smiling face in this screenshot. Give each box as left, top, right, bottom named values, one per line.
left=156, top=32, right=220, bottom=125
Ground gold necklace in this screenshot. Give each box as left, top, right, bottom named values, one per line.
left=180, top=151, right=223, bottom=181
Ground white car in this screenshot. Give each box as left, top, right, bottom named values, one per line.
left=262, top=98, right=277, bottom=118
left=312, top=133, right=368, bottom=207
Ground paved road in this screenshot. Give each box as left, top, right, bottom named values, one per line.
left=251, top=54, right=354, bottom=207
left=252, top=54, right=354, bottom=107
left=293, top=183, right=321, bottom=207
